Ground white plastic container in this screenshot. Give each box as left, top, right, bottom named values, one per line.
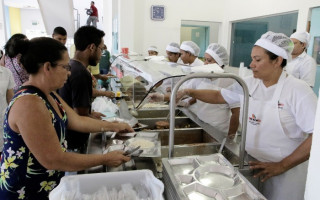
left=49, top=170, right=164, bottom=200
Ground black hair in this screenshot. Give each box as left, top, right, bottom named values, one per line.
left=74, top=26, right=105, bottom=51
left=53, top=26, right=67, bottom=36
left=4, top=33, right=28, bottom=58
left=13, top=37, right=67, bottom=74
left=264, top=49, right=287, bottom=68
left=91, top=1, right=95, bottom=4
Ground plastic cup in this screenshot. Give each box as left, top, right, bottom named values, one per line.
left=121, top=47, right=129, bottom=55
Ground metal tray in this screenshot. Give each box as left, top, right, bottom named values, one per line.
left=136, top=131, right=159, bottom=140
left=183, top=183, right=224, bottom=200
left=162, top=154, right=266, bottom=200
left=125, top=137, right=161, bottom=157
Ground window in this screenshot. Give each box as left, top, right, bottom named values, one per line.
left=230, top=12, right=298, bottom=67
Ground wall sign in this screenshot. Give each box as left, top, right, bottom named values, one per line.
left=151, top=5, right=165, bottom=21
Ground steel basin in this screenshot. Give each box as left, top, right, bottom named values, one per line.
left=135, top=109, right=185, bottom=118
left=138, top=117, right=196, bottom=129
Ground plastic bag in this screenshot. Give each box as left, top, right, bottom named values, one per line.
left=92, top=97, right=118, bottom=114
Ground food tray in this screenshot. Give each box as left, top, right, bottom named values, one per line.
left=162, top=154, right=266, bottom=200
left=125, top=137, right=161, bottom=157
left=136, top=131, right=159, bottom=140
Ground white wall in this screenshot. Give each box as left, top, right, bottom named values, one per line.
left=114, top=0, right=224, bottom=56
left=72, top=0, right=103, bottom=30
left=20, top=9, right=46, bottom=37
left=221, top=0, right=320, bottom=57
left=108, top=0, right=320, bottom=67
left=0, top=1, right=6, bottom=48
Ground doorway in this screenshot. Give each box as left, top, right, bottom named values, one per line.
left=180, top=20, right=220, bottom=58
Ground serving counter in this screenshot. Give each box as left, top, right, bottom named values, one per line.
left=84, top=55, right=265, bottom=199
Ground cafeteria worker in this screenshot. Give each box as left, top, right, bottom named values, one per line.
left=176, top=31, right=317, bottom=200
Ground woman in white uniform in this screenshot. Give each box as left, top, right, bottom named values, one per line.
left=286, top=31, right=316, bottom=87
left=179, top=41, right=204, bottom=66
left=182, top=43, right=240, bottom=136
left=166, top=42, right=181, bottom=63
left=176, top=32, right=317, bottom=200
left=150, top=44, right=240, bottom=136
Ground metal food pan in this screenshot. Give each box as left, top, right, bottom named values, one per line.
left=135, top=109, right=185, bottom=118
left=138, top=117, right=199, bottom=129
left=183, top=183, right=224, bottom=200
left=193, top=165, right=241, bottom=190
left=222, top=183, right=264, bottom=200
left=167, top=157, right=200, bottom=176
left=176, top=174, right=194, bottom=185
left=136, top=131, right=159, bottom=140
left=196, top=154, right=230, bottom=167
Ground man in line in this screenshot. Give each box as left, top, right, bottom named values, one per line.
left=86, top=1, right=99, bottom=28
left=52, top=26, right=67, bottom=45
left=59, top=26, right=105, bottom=154
left=286, top=31, right=317, bottom=87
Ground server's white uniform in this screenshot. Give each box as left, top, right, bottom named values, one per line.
left=188, top=78, right=239, bottom=133
left=161, top=58, right=204, bottom=93
left=178, top=58, right=204, bottom=111
left=286, top=52, right=316, bottom=87
left=189, top=57, right=204, bottom=67
left=221, top=71, right=317, bottom=200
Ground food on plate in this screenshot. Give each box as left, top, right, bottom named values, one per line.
left=129, top=139, right=155, bottom=149
left=155, top=120, right=170, bottom=129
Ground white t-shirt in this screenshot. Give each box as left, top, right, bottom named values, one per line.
left=285, top=52, right=317, bottom=87
left=196, top=78, right=239, bottom=133
left=221, top=74, right=317, bottom=139
left=183, top=77, right=240, bottom=133
left=0, top=66, right=15, bottom=151
left=190, top=57, right=204, bottom=67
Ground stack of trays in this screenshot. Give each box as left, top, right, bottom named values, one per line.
left=162, top=154, right=266, bottom=200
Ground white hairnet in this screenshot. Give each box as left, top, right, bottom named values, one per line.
left=205, top=43, right=229, bottom=66
left=290, top=31, right=311, bottom=48
left=254, top=31, right=294, bottom=61
left=166, top=42, right=180, bottom=53
left=148, top=46, right=158, bottom=52
left=180, top=41, right=200, bottom=56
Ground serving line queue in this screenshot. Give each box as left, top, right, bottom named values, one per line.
left=0, top=26, right=318, bottom=200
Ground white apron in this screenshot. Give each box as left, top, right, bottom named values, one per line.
left=245, top=72, right=308, bottom=200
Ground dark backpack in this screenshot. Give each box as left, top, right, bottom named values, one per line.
left=86, top=9, right=93, bottom=15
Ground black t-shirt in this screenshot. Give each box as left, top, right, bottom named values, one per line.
left=59, top=59, right=92, bottom=150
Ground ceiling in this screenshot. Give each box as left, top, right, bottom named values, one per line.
left=3, top=0, right=39, bottom=9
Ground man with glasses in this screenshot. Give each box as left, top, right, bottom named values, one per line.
left=59, top=26, right=105, bottom=158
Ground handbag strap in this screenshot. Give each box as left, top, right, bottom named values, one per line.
left=10, top=57, right=24, bottom=84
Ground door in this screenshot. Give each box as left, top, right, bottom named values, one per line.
left=181, top=25, right=209, bottom=58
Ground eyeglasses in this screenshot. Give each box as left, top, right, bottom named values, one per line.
left=96, top=45, right=105, bottom=51
left=56, top=63, right=71, bottom=71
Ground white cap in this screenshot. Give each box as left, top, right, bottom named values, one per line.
left=254, top=31, right=294, bottom=61
left=148, top=46, right=158, bottom=52
left=205, top=43, right=229, bottom=66
left=166, top=42, right=180, bottom=53
left=290, top=31, right=310, bottom=48
left=180, top=41, right=200, bottom=57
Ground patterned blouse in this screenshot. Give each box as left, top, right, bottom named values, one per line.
left=4, top=55, right=29, bottom=91
left=0, top=86, right=68, bottom=199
